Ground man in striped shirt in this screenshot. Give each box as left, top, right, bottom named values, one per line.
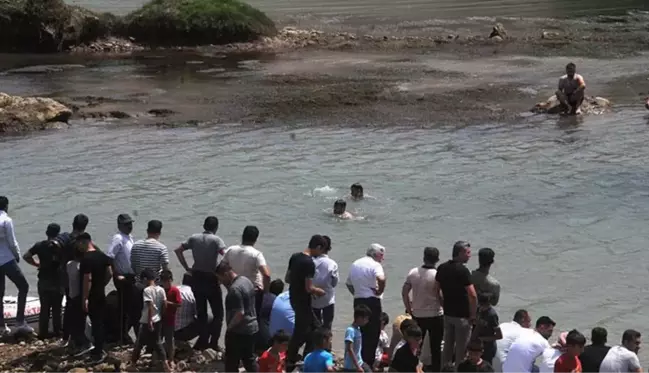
left=130, top=220, right=169, bottom=283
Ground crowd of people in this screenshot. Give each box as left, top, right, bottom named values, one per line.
left=0, top=191, right=644, bottom=372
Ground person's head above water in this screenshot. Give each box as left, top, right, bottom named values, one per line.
left=333, top=199, right=347, bottom=215
left=350, top=183, right=364, bottom=199
left=566, top=62, right=577, bottom=79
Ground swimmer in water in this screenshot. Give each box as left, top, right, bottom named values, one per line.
left=333, top=199, right=354, bottom=220
left=350, top=183, right=364, bottom=200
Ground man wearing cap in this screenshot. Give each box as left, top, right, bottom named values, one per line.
left=345, top=243, right=386, bottom=367
left=503, top=316, right=555, bottom=373
left=434, top=241, right=477, bottom=367
left=471, top=248, right=501, bottom=307
left=106, top=214, right=136, bottom=345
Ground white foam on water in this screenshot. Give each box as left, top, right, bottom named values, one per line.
left=312, top=185, right=338, bottom=196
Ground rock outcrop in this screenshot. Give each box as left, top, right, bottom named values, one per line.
left=532, top=95, right=611, bottom=115
left=0, top=93, right=72, bottom=133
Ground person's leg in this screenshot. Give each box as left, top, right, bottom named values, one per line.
left=89, top=299, right=106, bottom=358
left=303, top=307, right=320, bottom=357
left=3, top=260, right=29, bottom=324
left=38, top=285, right=52, bottom=338
left=0, top=264, right=5, bottom=328
left=224, top=332, right=242, bottom=372
left=442, top=316, right=456, bottom=366
left=429, top=316, right=444, bottom=371
left=555, top=90, right=569, bottom=112
left=255, top=290, right=264, bottom=319
left=286, top=305, right=310, bottom=371
left=163, top=323, right=175, bottom=362
left=568, top=90, right=585, bottom=114
left=114, top=277, right=131, bottom=344
left=62, top=293, right=71, bottom=341
left=131, top=324, right=146, bottom=363
left=454, top=317, right=472, bottom=365
left=312, top=307, right=323, bottom=327
left=322, top=304, right=335, bottom=331
left=51, top=291, right=63, bottom=337
left=359, top=298, right=381, bottom=366
left=241, top=333, right=259, bottom=372
left=151, top=322, right=168, bottom=364
left=192, top=280, right=209, bottom=350
left=206, top=280, right=223, bottom=349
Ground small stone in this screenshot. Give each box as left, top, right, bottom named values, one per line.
left=489, top=22, right=507, bottom=39
left=19, top=341, right=26, bottom=346
left=34, top=340, right=44, bottom=347
left=68, top=369, right=87, bottom=373
left=541, top=31, right=560, bottom=39
left=176, top=361, right=188, bottom=372
left=491, top=35, right=503, bottom=42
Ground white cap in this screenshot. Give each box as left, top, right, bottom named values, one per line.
left=367, top=243, right=386, bottom=258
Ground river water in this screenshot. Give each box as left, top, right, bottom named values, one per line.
left=2, top=0, right=649, bottom=361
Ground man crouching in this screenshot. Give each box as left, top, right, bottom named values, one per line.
left=556, top=62, right=586, bottom=115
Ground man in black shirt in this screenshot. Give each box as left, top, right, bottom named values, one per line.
left=579, top=327, right=611, bottom=373
left=23, top=223, right=63, bottom=339
left=79, top=233, right=113, bottom=364
left=434, top=241, right=477, bottom=366
left=284, top=235, right=326, bottom=372
left=457, top=340, right=494, bottom=372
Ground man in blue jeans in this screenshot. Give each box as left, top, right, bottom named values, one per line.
left=0, top=196, right=33, bottom=336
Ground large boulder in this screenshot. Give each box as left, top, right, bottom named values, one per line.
left=532, top=95, right=611, bottom=115
left=123, top=0, right=277, bottom=46
left=0, top=93, right=72, bottom=133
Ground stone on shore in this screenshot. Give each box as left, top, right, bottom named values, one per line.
left=123, top=0, right=277, bottom=46
left=489, top=23, right=507, bottom=39
left=532, top=95, right=611, bottom=115
left=0, top=93, right=73, bottom=133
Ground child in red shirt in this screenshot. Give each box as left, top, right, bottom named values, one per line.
left=259, top=330, right=290, bottom=372
left=554, top=329, right=586, bottom=373
left=160, top=270, right=182, bottom=368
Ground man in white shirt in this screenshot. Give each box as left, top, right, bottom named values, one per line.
left=222, top=225, right=271, bottom=315
left=346, top=243, right=386, bottom=367
left=493, top=309, right=532, bottom=372
left=538, top=332, right=567, bottom=373
left=599, top=329, right=642, bottom=373
left=402, top=247, right=444, bottom=371
left=502, top=316, right=555, bottom=373
left=0, top=196, right=32, bottom=335
left=312, top=235, right=338, bottom=330
left=105, top=213, right=135, bottom=345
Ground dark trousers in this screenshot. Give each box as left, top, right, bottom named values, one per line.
left=88, top=298, right=106, bottom=356
left=0, top=259, right=29, bottom=325
left=225, top=332, right=258, bottom=372
left=114, top=275, right=138, bottom=344
left=354, top=297, right=382, bottom=367
left=191, top=271, right=224, bottom=350
left=133, top=322, right=166, bottom=363
left=255, top=289, right=264, bottom=319
left=286, top=303, right=320, bottom=371
left=67, top=296, right=87, bottom=346
left=37, top=284, right=63, bottom=338
left=414, top=316, right=444, bottom=371
left=312, top=304, right=335, bottom=331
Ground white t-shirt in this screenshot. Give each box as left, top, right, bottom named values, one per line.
left=404, top=266, right=443, bottom=317
left=494, top=321, right=528, bottom=372
left=140, top=285, right=166, bottom=324
left=599, top=345, right=641, bottom=373
left=538, top=347, right=562, bottom=373
left=346, top=256, right=385, bottom=299
left=223, top=245, right=267, bottom=289
left=503, top=330, right=550, bottom=373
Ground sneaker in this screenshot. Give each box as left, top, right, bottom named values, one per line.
left=12, top=322, right=34, bottom=335
left=87, top=351, right=106, bottom=365
left=72, top=343, right=95, bottom=357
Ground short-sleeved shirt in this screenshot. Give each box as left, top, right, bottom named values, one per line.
left=405, top=265, right=443, bottom=318
left=29, top=239, right=62, bottom=285
left=346, top=256, right=384, bottom=299
left=182, top=232, right=226, bottom=273
left=225, top=275, right=259, bottom=335
left=554, top=353, right=582, bottom=373
left=599, top=345, right=641, bottom=373
left=140, top=285, right=166, bottom=324
left=79, top=250, right=112, bottom=302
left=579, top=344, right=611, bottom=373
left=223, top=245, right=267, bottom=290
left=312, top=254, right=339, bottom=308
left=66, top=260, right=81, bottom=299
left=130, top=238, right=169, bottom=281
left=304, top=348, right=334, bottom=372
left=458, top=359, right=495, bottom=372
left=344, top=325, right=363, bottom=370
left=539, top=347, right=562, bottom=373
left=164, top=285, right=181, bottom=326
left=259, top=349, right=286, bottom=373
left=475, top=306, right=500, bottom=359
left=503, top=330, right=550, bottom=373
left=269, top=291, right=294, bottom=336
left=390, top=343, right=419, bottom=372
left=105, top=232, right=134, bottom=276
left=558, top=74, right=585, bottom=95
left=175, top=285, right=196, bottom=331
left=471, top=269, right=501, bottom=306
left=435, top=260, right=472, bottom=318
left=288, top=252, right=315, bottom=308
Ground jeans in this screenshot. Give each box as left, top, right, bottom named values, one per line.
left=162, top=323, right=175, bottom=360
left=37, top=284, right=63, bottom=338
left=442, top=316, right=472, bottom=366
left=225, top=332, right=258, bottom=372
left=132, top=322, right=167, bottom=363
left=191, top=271, right=224, bottom=350
left=354, top=297, right=382, bottom=367
left=286, top=302, right=320, bottom=371
left=414, top=316, right=444, bottom=371
left=312, top=304, right=335, bottom=330
left=0, top=259, right=29, bottom=325
left=114, top=275, right=138, bottom=344
left=88, top=297, right=106, bottom=357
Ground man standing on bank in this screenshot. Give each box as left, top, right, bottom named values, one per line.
left=434, top=241, right=477, bottom=367
left=216, top=261, right=259, bottom=372
left=471, top=248, right=500, bottom=307
left=106, top=213, right=136, bottom=345
left=346, top=243, right=387, bottom=367
left=175, top=216, right=227, bottom=351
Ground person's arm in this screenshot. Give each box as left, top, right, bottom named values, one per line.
left=161, top=246, right=170, bottom=271
left=346, top=274, right=355, bottom=296
left=104, top=265, right=113, bottom=286
left=258, top=253, right=271, bottom=292
left=464, top=268, right=477, bottom=321
left=375, top=265, right=386, bottom=296
left=166, top=288, right=182, bottom=309
left=330, top=262, right=339, bottom=288
left=558, top=78, right=564, bottom=92
left=576, top=75, right=586, bottom=91
left=226, top=290, right=245, bottom=331
left=402, top=275, right=413, bottom=314
left=305, top=277, right=325, bottom=297
left=628, top=354, right=642, bottom=373
left=346, top=340, right=363, bottom=372
left=491, top=281, right=501, bottom=306
left=174, top=240, right=192, bottom=273
left=105, top=235, right=123, bottom=279
left=325, top=353, right=335, bottom=372
left=82, top=274, right=91, bottom=313
left=5, top=219, right=20, bottom=262
left=22, top=244, right=39, bottom=268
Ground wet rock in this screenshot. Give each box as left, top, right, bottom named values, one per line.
left=541, top=31, right=561, bottom=39
left=489, top=23, right=507, bottom=39
left=78, top=110, right=131, bottom=119
left=95, top=363, right=114, bottom=372
left=69, top=37, right=145, bottom=54
left=2, top=64, right=86, bottom=75
left=147, top=108, right=176, bottom=117
left=491, top=35, right=503, bottom=42
left=68, top=368, right=87, bottom=373
left=532, top=95, right=612, bottom=115
left=0, top=92, right=72, bottom=133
